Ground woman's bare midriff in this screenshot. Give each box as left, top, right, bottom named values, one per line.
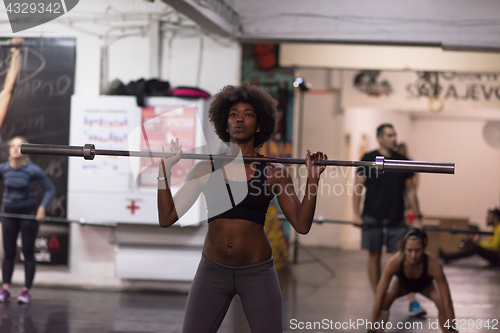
left=203, top=218, right=272, bottom=267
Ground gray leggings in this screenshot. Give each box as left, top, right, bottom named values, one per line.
left=182, top=253, right=282, bottom=333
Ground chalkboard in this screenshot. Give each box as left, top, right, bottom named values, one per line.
left=0, top=38, right=76, bottom=217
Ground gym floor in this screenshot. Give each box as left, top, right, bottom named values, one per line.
left=0, top=247, right=497, bottom=333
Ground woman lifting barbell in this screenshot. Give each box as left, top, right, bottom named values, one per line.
left=157, top=82, right=327, bottom=333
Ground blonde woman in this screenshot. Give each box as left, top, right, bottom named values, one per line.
left=0, top=136, right=55, bottom=303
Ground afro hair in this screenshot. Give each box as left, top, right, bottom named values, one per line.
left=208, top=82, right=277, bottom=148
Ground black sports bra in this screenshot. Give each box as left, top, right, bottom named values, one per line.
left=396, top=253, right=434, bottom=293
left=204, top=154, right=274, bottom=225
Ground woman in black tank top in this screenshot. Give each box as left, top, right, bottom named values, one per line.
left=157, top=83, right=328, bottom=333
left=368, top=228, right=459, bottom=333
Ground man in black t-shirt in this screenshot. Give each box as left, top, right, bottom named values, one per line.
left=353, top=124, right=424, bottom=315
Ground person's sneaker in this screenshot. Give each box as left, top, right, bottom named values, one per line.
left=17, top=290, right=30, bottom=304
left=409, top=300, right=426, bottom=317
left=0, top=290, right=10, bottom=303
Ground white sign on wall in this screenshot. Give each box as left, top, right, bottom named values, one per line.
left=342, top=70, right=500, bottom=113
left=68, top=95, right=210, bottom=226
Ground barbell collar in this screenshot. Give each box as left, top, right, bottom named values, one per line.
left=83, top=143, right=95, bottom=160
left=375, top=156, right=385, bottom=174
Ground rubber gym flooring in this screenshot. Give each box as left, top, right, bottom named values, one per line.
left=0, top=247, right=497, bottom=333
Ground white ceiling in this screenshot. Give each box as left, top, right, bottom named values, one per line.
left=162, top=0, right=500, bottom=51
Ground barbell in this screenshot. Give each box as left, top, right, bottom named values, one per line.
left=4, top=213, right=490, bottom=236
left=276, top=214, right=493, bottom=236
left=20, top=143, right=455, bottom=174
left=276, top=214, right=360, bottom=227
left=276, top=215, right=494, bottom=236
left=423, top=226, right=493, bottom=236
left=0, top=212, right=116, bottom=227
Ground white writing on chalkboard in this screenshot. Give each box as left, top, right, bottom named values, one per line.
left=14, top=75, right=72, bottom=98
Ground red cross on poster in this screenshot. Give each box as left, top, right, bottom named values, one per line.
left=127, top=200, right=140, bottom=214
